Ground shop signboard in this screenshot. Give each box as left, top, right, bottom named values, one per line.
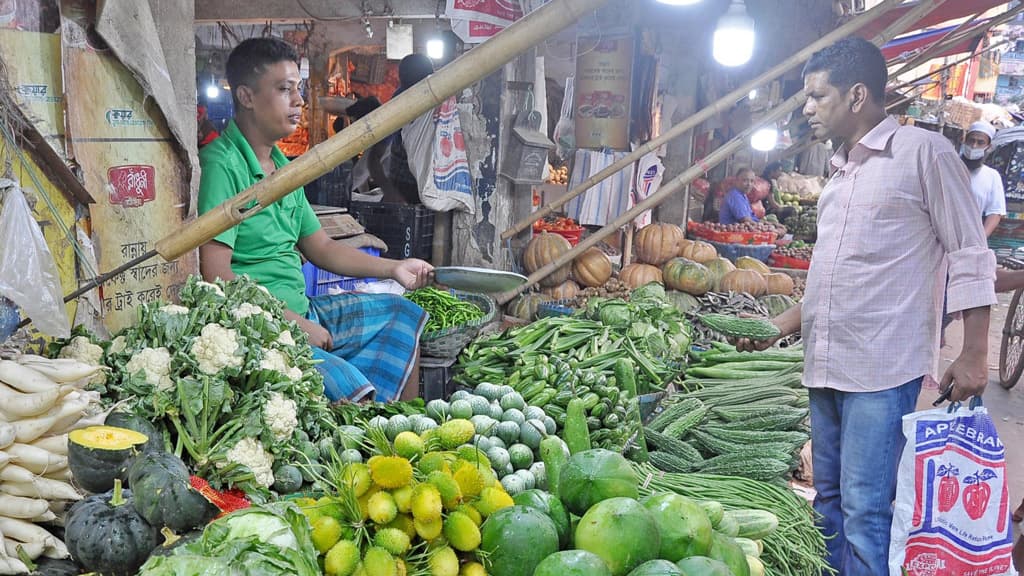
left=574, top=34, right=633, bottom=151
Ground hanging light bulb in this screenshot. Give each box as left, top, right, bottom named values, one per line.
left=751, top=127, right=778, bottom=152
left=426, top=37, right=445, bottom=60
left=713, top=0, right=755, bottom=67
left=205, top=84, right=220, bottom=100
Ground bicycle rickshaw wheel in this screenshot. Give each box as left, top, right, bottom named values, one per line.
left=999, top=288, right=1024, bottom=389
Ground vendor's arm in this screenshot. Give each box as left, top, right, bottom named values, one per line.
left=983, top=172, right=1006, bottom=238
left=984, top=214, right=1002, bottom=237
left=297, top=229, right=433, bottom=290
left=367, top=140, right=401, bottom=200
left=735, top=302, right=801, bottom=352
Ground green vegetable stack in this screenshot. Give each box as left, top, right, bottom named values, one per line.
left=406, top=287, right=486, bottom=333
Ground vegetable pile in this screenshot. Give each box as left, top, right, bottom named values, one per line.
left=406, top=288, right=486, bottom=334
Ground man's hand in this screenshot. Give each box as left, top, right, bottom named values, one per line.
left=297, top=317, right=333, bottom=350
left=392, top=259, right=434, bottom=290
left=939, top=347, right=988, bottom=403
left=734, top=335, right=780, bottom=352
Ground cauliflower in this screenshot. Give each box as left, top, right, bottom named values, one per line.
left=257, top=285, right=271, bottom=296
left=109, top=335, right=128, bottom=355
left=276, top=330, right=295, bottom=347
left=190, top=323, right=242, bottom=374
left=160, top=304, right=190, bottom=316
left=263, top=392, right=298, bottom=441
left=223, top=438, right=275, bottom=488
left=260, top=348, right=302, bottom=381
left=195, top=281, right=225, bottom=297
left=58, top=336, right=106, bottom=385
left=232, top=303, right=272, bottom=321
left=125, top=347, right=174, bottom=391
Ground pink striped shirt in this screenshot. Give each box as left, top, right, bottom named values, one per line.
left=802, top=116, right=996, bottom=392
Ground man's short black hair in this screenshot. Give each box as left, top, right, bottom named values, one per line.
left=225, top=38, right=299, bottom=102
left=398, top=54, right=434, bottom=90
left=803, top=37, right=887, bottom=104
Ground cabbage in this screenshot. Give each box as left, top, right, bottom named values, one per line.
left=597, top=301, right=632, bottom=327
left=629, top=282, right=666, bottom=302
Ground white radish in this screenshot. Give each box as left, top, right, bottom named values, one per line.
left=16, top=356, right=105, bottom=383
left=3, top=539, right=44, bottom=562
left=29, top=434, right=68, bottom=456
left=0, top=555, right=29, bottom=575
left=1, top=478, right=81, bottom=501
left=0, top=424, right=14, bottom=450
left=0, top=464, right=36, bottom=484
left=42, top=467, right=71, bottom=482
left=0, top=361, right=58, bottom=393
left=0, top=453, right=8, bottom=470
left=29, top=510, right=56, bottom=523
left=40, top=536, right=68, bottom=559
left=0, top=517, right=56, bottom=548
left=0, top=494, right=48, bottom=519
left=4, top=444, right=67, bottom=474
left=13, top=397, right=88, bottom=444
left=0, top=382, right=71, bottom=420
left=47, top=500, right=67, bottom=516
left=48, top=403, right=110, bottom=436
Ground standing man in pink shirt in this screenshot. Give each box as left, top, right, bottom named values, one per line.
left=739, top=38, right=996, bottom=575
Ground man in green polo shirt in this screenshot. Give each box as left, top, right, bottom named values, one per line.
left=198, top=38, right=432, bottom=402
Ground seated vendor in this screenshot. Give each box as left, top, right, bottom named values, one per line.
left=197, top=38, right=433, bottom=403
left=718, top=167, right=759, bottom=225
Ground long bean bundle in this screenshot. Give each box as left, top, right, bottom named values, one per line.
left=634, top=463, right=833, bottom=576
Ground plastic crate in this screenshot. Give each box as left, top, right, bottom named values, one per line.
left=349, top=201, right=435, bottom=261
left=303, top=162, right=353, bottom=209
left=707, top=240, right=775, bottom=263
left=767, top=253, right=810, bottom=270
left=302, top=246, right=381, bottom=297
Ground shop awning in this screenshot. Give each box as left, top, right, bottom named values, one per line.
left=880, top=22, right=986, bottom=61
left=857, top=0, right=1007, bottom=42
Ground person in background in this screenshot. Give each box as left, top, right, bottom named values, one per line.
left=197, top=105, right=219, bottom=149
left=761, top=161, right=797, bottom=222
left=798, top=138, right=832, bottom=177
left=197, top=38, right=433, bottom=404
left=718, top=167, right=759, bottom=225
left=332, top=96, right=385, bottom=195
left=736, top=37, right=995, bottom=575
left=961, top=121, right=1005, bottom=237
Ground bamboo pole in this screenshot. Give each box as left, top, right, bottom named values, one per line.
left=496, top=0, right=945, bottom=304
left=499, top=0, right=914, bottom=242
left=153, top=0, right=610, bottom=262
left=889, top=39, right=1011, bottom=94
left=887, top=9, right=986, bottom=78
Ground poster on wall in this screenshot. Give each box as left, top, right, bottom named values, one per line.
left=446, top=0, right=524, bottom=44
left=59, top=0, right=194, bottom=332
left=574, top=34, right=633, bottom=151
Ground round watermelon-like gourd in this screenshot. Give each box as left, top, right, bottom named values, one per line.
left=68, top=425, right=150, bottom=493
left=524, top=232, right=573, bottom=287
left=534, top=550, right=613, bottom=576
left=735, top=255, right=770, bottom=274
left=559, top=449, right=639, bottom=516
left=704, top=257, right=736, bottom=292
left=573, top=247, right=613, bottom=287
left=641, top=493, right=713, bottom=561
left=662, top=258, right=712, bottom=296
left=480, top=505, right=560, bottom=576
left=105, top=411, right=164, bottom=453
left=574, top=497, right=661, bottom=576
left=127, top=450, right=217, bottom=532
left=675, top=556, right=734, bottom=576
left=619, top=264, right=663, bottom=289
left=764, top=272, right=795, bottom=296
left=708, top=533, right=751, bottom=576
left=543, top=279, right=580, bottom=301
left=627, top=560, right=685, bottom=576
left=635, top=223, right=684, bottom=266
left=680, top=240, right=717, bottom=264
left=64, top=480, right=160, bottom=576
left=719, top=269, right=768, bottom=297
left=506, top=292, right=552, bottom=321
left=513, top=489, right=572, bottom=548
left=759, top=294, right=797, bottom=318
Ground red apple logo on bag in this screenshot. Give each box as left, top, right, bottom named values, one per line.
left=962, top=469, right=997, bottom=520
left=936, top=464, right=960, bottom=513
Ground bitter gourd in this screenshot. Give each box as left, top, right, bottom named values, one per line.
left=698, top=313, right=781, bottom=340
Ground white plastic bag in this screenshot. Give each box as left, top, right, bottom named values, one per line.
left=0, top=184, right=70, bottom=338
left=889, top=400, right=1016, bottom=576
left=402, top=96, right=475, bottom=213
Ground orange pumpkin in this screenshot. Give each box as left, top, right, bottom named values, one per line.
left=764, top=273, right=795, bottom=296
left=704, top=257, right=736, bottom=292
left=572, top=248, right=613, bottom=288
left=524, top=232, right=572, bottom=287
left=735, top=256, right=771, bottom=275
left=719, top=269, right=768, bottom=297
left=679, top=240, right=718, bottom=264
left=619, top=263, right=663, bottom=288
left=543, top=280, right=580, bottom=300
left=635, top=223, right=684, bottom=266
left=663, top=258, right=712, bottom=295
left=677, top=238, right=694, bottom=257
left=506, top=293, right=551, bottom=320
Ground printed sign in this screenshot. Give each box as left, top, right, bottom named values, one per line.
left=107, top=165, right=156, bottom=208
left=574, top=35, right=633, bottom=150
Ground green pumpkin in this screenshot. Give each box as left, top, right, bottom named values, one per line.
left=148, top=527, right=203, bottom=557
left=67, top=425, right=150, bottom=494
left=28, top=558, right=82, bottom=576
left=64, top=480, right=160, bottom=576
left=105, top=410, right=165, bottom=453
left=128, top=451, right=217, bottom=532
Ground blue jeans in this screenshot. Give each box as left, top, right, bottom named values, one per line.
left=809, top=377, right=922, bottom=576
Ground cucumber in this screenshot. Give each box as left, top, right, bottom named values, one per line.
left=539, top=436, right=568, bottom=497
left=724, top=509, right=780, bottom=540
left=563, top=398, right=592, bottom=454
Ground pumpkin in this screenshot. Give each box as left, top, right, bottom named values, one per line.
left=105, top=410, right=164, bottom=453
left=679, top=240, right=718, bottom=264
left=68, top=425, right=150, bottom=494
left=543, top=280, right=580, bottom=301
left=127, top=450, right=217, bottom=532
left=759, top=294, right=797, bottom=318
left=524, top=232, right=573, bottom=287
left=719, top=269, right=768, bottom=297
left=677, top=238, right=694, bottom=257
left=64, top=480, right=160, bottom=576
left=666, top=291, right=700, bottom=314
left=619, top=264, right=663, bottom=289
left=735, top=255, right=771, bottom=274
left=663, top=258, right=712, bottom=295
left=573, top=248, right=613, bottom=287
left=764, top=273, right=795, bottom=296
left=29, top=558, right=82, bottom=576
left=635, top=223, right=684, bottom=266
left=507, top=293, right=551, bottom=321
left=704, top=257, right=736, bottom=292
left=148, top=528, right=203, bottom=557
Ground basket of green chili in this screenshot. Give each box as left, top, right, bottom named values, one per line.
left=407, top=287, right=496, bottom=358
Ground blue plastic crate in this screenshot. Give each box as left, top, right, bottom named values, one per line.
left=302, top=246, right=381, bottom=296
left=707, top=240, right=775, bottom=263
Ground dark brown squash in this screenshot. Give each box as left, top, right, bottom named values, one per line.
left=524, top=232, right=573, bottom=287
left=572, top=248, right=613, bottom=287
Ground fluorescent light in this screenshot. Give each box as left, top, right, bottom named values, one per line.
left=749, top=89, right=758, bottom=100
left=205, top=84, right=220, bottom=100
left=751, top=127, right=778, bottom=152
left=426, top=38, right=445, bottom=60
left=713, top=0, right=755, bottom=67
left=656, top=0, right=703, bottom=4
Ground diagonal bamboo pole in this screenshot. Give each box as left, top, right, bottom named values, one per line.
left=153, top=0, right=611, bottom=262
left=498, top=0, right=909, bottom=242
left=887, top=9, right=986, bottom=77
left=496, top=0, right=946, bottom=304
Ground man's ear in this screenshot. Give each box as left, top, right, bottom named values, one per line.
left=848, top=83, right=871, bottom=114
left=235, top=85, right=255, bottom=110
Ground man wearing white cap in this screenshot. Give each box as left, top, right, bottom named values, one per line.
left=961, top=121, right=1005, bottom=237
